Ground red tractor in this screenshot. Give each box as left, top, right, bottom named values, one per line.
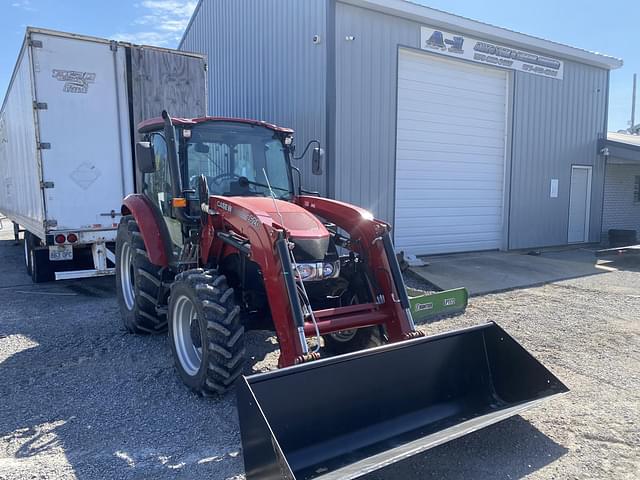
left=116, top=112, right=567, bottom=479
left=116, top=112, right=419, bottom=394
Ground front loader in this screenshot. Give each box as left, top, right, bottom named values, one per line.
left=116, top=112, right=568, bottom=479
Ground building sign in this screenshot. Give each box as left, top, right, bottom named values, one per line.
left=420, top=27, right=564, bottom=80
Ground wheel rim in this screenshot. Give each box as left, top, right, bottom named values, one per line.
left=24, top=237, right=29, bottom=269
left=172, top=294, right=203, bottom=376
left=119, top=242, right=135, bottom=311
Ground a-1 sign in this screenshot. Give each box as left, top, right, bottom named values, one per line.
left=420, top=27, right=564, bottom=80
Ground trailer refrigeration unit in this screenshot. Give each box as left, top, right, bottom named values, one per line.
left=0, top=28, right=207, bottom=281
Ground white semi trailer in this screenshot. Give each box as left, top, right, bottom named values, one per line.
left=0, top=28, right=207, bottom=281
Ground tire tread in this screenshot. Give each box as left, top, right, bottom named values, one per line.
left=170, top=268, right=245, bottom=396
left=115, top=215, right=166, bottom=334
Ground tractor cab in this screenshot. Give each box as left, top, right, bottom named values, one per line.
left=135, top=115, right=319, bottom=208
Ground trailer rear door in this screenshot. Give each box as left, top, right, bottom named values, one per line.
left=30, top=31, right=133, bottom=233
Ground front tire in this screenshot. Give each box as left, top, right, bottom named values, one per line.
left=323, top=289, right=382, bottom=355
left=115, top=215, right=166, bottom=334
left=168, top=269, right=245, bottom=395
left=323, top=326, right=382, bottom=355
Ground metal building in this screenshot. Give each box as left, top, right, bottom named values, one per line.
left=180, top=0, right=623, bottom=255
left=600, top=133, right=640, bottom=235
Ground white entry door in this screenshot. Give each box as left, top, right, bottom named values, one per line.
left=394, top=50, right=508, bottom=255
left=568, top=166, right=592, bottom=243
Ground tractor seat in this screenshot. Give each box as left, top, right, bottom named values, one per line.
left=228, top=181, right=253, bottom=196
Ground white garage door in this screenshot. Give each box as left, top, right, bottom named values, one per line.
left=394, top=50, right=508, bottom=255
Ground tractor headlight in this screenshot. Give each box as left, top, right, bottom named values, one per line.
left=296, top=263, right=316, bottom=280
left=296, top=261, right=340, bottom=281
left=322, top=262, right=335, bottom=277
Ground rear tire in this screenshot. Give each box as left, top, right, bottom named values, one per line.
left=168, top=269, right=245, bottom=396
left=25, top=232, right=54, bottom=283
left=115, top=215, right=166, bottom=334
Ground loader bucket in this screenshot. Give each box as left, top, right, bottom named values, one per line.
left=237, top=322, right=568, bottom=480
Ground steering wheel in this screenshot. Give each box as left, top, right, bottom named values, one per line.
left=189, top=173, right=241, bottom=189
left=211, top=172, right=240, bottom=185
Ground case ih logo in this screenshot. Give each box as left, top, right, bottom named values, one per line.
left=52, top=69, right=96, bottom=94
left=216, top=201, right=233, bottom=213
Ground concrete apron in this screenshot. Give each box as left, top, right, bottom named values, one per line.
left=411, top=248, right=618, bottom=296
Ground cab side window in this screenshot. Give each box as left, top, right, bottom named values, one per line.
left=143, top=134, right=172, bottom=215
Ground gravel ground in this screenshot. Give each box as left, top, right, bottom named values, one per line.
left=0, top=218, right=638, bottom=479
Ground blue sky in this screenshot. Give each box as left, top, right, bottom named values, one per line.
left=1, top=0, right=636, bottom=131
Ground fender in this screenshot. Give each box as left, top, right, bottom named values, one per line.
left=121, top=194, right=170, bottom=267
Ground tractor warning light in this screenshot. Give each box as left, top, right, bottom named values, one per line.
left=172, top=198, right=188, bottom=208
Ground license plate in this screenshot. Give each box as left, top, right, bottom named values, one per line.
left=49, top=245, right=73, bottom=261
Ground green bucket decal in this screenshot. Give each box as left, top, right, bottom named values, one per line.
left=409, top=287, right=469, bottom=322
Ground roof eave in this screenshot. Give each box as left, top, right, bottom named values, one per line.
left=599, top=138, right=640, bottom=163
left=341, top=0, right=623, bottom=70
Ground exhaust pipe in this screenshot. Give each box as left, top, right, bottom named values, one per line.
left=237, top=322, right=568, bottom=480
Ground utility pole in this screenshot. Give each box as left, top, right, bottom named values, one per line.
left=632, top=73, right=637, bottom=133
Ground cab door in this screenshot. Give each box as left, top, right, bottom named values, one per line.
left=143, top=133, right=183, bottom=250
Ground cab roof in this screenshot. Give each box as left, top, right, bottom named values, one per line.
left=137, top=116, right=294, bottom=134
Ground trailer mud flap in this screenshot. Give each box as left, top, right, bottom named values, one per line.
left=237, top=322, right=568, bottom=480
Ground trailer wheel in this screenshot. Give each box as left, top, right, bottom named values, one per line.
left=168, top=269, right=245, bottom=396
left=24, top=232, right=32, bottom=276
left=25, top=232, right=54, bottom=283
left=116, top=215, right=166, bottom=334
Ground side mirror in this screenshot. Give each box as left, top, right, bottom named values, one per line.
left=312, top=147, right=324, bottom=175
left=136, top=141, right=156, bottom=174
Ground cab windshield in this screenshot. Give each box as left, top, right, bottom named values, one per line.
left=184, top=122, right=292, bottom=199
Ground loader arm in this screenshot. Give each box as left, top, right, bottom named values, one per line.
left=295, top=195, right=417, bottom=342
left=202, top=195, right=310, bottom=367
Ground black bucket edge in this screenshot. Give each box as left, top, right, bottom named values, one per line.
left=246, top=322, right=498, bottom=384
left=237, top=376, right=297, bottom=479
left=310, top=393, right=568, bottom=480
left=237, top=322, right=569, bottom=480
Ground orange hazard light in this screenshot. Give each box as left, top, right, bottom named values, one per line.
left=172, top=198, right=188, bottom=208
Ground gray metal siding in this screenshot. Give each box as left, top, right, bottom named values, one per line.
left=180, top=0, right=328, bottom=195
left=334, top=1, right=609, bottom=249
left=508, top=62, right=608, bottom=248
left=334, top=2, right=419, bottom=223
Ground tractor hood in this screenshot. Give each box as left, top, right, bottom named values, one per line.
left=225, top=197, right=331, bottom=261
